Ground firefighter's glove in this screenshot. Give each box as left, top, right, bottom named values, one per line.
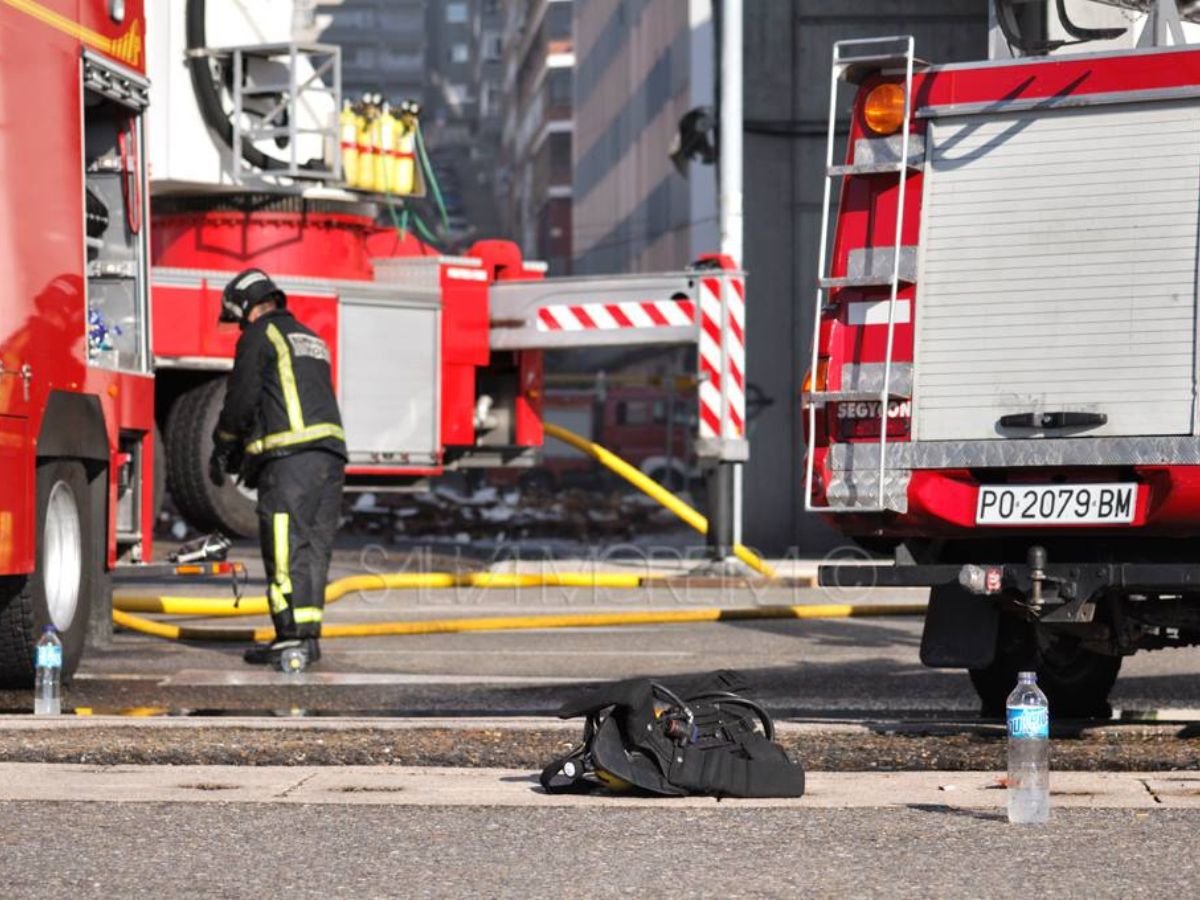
left=208, top=448, right=228, bottom=488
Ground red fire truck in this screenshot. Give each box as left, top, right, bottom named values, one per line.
left=0, top=1, right=748, bottom=686
left=0, top=0, right=155, bottom=684
left=809, top=1, right=1200, bottom=715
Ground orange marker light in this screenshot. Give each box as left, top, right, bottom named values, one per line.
left=863, top=83, right=906, bottom=135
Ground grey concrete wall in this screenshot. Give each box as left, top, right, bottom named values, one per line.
left=742, top=0, right=987, bottom=554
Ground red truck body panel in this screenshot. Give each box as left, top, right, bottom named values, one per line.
left=0, top=0, right=154, bottom=574
left=149, top=213, right=547, bottom=482
left=811, top=45, right=1200, bottom=539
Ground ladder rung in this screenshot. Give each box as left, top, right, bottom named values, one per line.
left=241, top=85, right=338, bottom=96
left=834, top=52, right=911, bottom=69
left=827, top=161, right=913, bottom=177
left=819, top=274, right=915, bottom=289
left=821, top=245, right=918, bottom=289
left=806, top=390, right=910, bottom=403
left=836, top=55, right=930, bottom=85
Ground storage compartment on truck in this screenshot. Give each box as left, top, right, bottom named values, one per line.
left=337, top=291, right=441, bottom=467
left=914, top=100, right=1200, bottom=442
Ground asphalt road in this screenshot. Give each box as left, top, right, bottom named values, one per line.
left=3, top=555, right=1199, bottom=897
left=3, top=801, right=1196, bottom=898
left=14, top=584, right=1200, bottom=718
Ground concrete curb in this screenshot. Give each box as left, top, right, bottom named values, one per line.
left=0, top=763, right=1196, bottom=809
left=0, top=714, right=1193, bottom=739
left=0, top=715, right=868, bottom=734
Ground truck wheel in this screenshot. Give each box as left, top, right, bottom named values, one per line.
left=0, top=460, right=104, bottom=688
left=165, top=379, right=257, bottom=538
left=969, top=617, right=1122, bottom=719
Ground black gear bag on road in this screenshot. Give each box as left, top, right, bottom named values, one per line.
left=540, top=671, right=805, bottom=798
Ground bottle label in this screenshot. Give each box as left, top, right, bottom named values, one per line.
left=1007, top=706, right=1049, bottom=739
left=36, top=644, right=62, bottom=670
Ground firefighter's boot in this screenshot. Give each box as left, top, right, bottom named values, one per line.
left=242, top=637, right=320, bottom=669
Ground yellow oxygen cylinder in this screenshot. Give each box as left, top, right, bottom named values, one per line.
left=395, top=105, right=417, bottom=196
left=379, top=102, right=396, bottom=193
left=339, top=99, right=359, bottom=188
left=356, top=95, right=376, bottom=191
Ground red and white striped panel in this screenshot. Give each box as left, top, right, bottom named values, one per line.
left=536, top=299, right=695, bottom=332
left=697, top=275, right=746, bottom=441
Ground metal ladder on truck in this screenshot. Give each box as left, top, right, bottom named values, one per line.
left=804, top=36, right=922, bottom=514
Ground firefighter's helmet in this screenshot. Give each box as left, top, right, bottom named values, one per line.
left=220, top=268, right=286, bottom=327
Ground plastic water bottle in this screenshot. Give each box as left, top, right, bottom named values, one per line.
left=34, top=626, right=63, bottom=716
left=1006, top=670, right=1050, bottom=824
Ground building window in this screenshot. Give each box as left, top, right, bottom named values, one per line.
left=450, top=42, right=470, bottom=64
left=546, top=2, right=572, bottom=40
left=547, top=68, right=572, bottom=107
left=446, top=1, right=468, bottom=24
left=483, top=33, right=503, bottom=61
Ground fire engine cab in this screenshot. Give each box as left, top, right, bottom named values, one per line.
left=811, top=0, right=1200, bottom=714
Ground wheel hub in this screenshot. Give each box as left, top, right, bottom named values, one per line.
left=44, top=480, right=82, bottom=631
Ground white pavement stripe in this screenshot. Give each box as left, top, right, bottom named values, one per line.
left=0, top=765, right=1191, bottom=809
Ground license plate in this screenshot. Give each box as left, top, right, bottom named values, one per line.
left=976, top=484, right=1136, bottom=526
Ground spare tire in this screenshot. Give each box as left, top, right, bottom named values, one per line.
left=165, top=378, right=258, bottom=538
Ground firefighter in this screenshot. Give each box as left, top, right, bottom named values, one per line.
left=208, top=269, right=347, bottom=667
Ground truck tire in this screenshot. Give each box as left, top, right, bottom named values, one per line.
left=0, top=460, right=104, bottom=688
left=165, top=378, right=257, bottom=538
left=969, top=617, right=1122, bottom=719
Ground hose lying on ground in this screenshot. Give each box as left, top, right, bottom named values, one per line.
left=112, top=601, right=928, bottom=644
left=113, top=571, right=657, bottom=618
left=113, top=424, right=919, bottom=641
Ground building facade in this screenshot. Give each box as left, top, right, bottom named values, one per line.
left=571, top=0, right=717, bottom=275
left=498, top=0, right=574, bottom=273
left=566, top=0, right=988, bottom=554
left=471, top=0, right=506, bottom=142
left=424, top=0, right=478, bottom=143
left=313, top=0, right=426, bottom=104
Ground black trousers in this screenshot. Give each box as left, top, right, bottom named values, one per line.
left=256, top=450, right=344, bottom=640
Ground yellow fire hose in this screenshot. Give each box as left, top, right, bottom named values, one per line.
left=541, top=423, right=774, bottom=578
left=113, top=571, right=657, bottom=618
left=112, top=602, right=926, bottom=644
left=113, top=424, right=922, bottom=642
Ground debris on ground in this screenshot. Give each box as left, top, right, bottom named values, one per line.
left=340, top=483, right=694, bottom=545
left=157, top=479, right=696, bottom=547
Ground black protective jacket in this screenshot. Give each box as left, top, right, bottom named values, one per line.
left=214, top=308, right=347, bottom=482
